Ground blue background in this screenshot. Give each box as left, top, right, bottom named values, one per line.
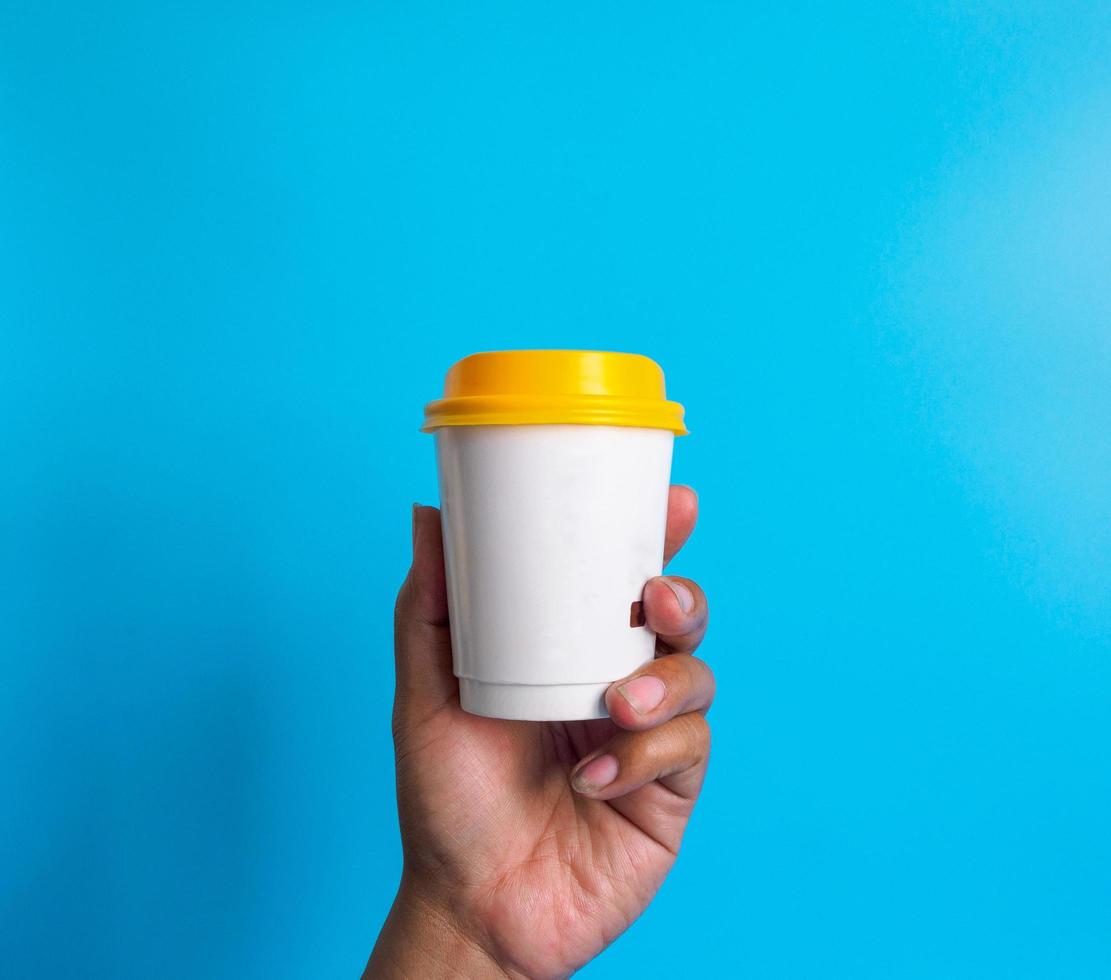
left=3, top=2, right=1110, bottom=977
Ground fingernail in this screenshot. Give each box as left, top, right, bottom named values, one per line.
left=617, top=674, right=667, bottom=714
left=411, top=503, right=421, bottom=550
left=572, top=754, right=619, bottom=793
left=664, top=578, right=695, bottom=614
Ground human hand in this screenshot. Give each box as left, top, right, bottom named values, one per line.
left=365, top=486, right=713, bottom=979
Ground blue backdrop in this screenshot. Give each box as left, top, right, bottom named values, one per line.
left=3, top=3, right=1110, bottom=977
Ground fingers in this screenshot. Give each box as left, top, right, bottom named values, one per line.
left=393, top=505, right=456, bottom=722
left=642, top=575, right=708, bottom=655
left=604, top=651, right=715, bottom=732
left=573, top=562, right=714, bottom=803
left=663, top=485, right=698, bottom=566
left=570, top=712, right=711, bottom=801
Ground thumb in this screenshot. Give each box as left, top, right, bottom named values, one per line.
left=393, top=504, right=457, bottom=725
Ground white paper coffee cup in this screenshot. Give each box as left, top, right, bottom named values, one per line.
left=423, top=350, right=687, bottom=721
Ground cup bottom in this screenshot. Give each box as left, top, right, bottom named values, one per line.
left=458, top=678, right=611, bottom=721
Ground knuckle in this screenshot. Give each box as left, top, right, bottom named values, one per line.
left=613, top=711, right=712, bottom=783
left=678, top=712, right=711, bottom=762
left=695, top=658, right=717, bottom=706
left=620, top=728, right=670, bottom=772
left=654, top=656, right=692, bottom=698
left=653, top=654, right=714, bottom=710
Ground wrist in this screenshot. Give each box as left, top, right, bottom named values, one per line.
left=364, top=877, right=513, bottom=980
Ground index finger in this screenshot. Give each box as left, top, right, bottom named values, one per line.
left=664, top=485, right=698, bottom=566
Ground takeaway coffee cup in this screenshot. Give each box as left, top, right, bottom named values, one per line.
left=422, top=350, right=687, bottom=721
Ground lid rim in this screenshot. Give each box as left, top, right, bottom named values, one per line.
left=425, top=350, right=687, bottom=435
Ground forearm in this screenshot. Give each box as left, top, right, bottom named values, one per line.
left=364, top=880, right=515, bottom=980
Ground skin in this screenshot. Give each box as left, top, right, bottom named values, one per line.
left=365, top=486, right=714, bottom=980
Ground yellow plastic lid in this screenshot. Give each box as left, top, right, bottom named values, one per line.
left=422, top=350, right=687, bottom=434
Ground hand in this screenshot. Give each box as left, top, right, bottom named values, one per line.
left=365, top=486, right=713, bottom=980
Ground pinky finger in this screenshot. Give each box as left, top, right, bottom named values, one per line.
left=570, top=712, right=711, bottom=802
